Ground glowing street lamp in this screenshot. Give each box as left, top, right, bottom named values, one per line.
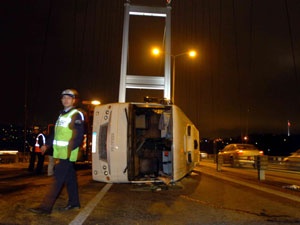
left=152, top=48, right=160, bottom=56
left=152, top=47, right=197, bottom=103
left=82, top=100, right=101, bottom=106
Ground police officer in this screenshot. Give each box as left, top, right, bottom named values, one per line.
left=34, top=127, right=47, bottom=174
left=27, top=126, right=40, bottom=172
left=29, top=89, right=85, bottom=214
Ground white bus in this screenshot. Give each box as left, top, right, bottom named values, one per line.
left=91, top=101, right=200, bottom=183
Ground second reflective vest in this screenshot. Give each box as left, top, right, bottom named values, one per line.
left=34, top=133, right=46, bottom=153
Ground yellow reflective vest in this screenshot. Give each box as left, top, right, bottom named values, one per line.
left=53, top=109, right=84, bottom=162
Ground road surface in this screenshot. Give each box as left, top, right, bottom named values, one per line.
left=0, top=161, right=300, bottom=225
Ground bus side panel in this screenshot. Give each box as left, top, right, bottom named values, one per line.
left=91, top=104, right=108, bottom=182
left=92, top=103, right=129, bottom=183
left=172, top=105, right=200, bottom=181
left=110, top=104, right=129, bottom=182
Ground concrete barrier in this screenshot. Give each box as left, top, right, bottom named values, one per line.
left=0, top=150, right=19, bottom=163
left=0, top=151, right=30, bottom=163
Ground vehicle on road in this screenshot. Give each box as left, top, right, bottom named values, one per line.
left=91, top=4, right=201, bottom=184
left=218, top=143, right=264, bottom=168
left=91, top=102, right=200, bottom=183
left=283, top=149, right=300, bottom=170
left=200, top=151, right=208, bottom=159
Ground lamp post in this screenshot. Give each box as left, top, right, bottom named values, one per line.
left=81, top=100, right=101, bottom=161
left=152, top=48, right=196, bottom=103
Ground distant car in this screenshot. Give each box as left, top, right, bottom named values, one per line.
left=218, top=143, right=264, bottom=168
left=200, top=151, right=208, bottom=159
left=283, top=149, right=300, bottom=170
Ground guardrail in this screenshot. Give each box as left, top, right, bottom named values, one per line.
left=205, top=154, right=286, bottom=162
left=268, top=156, right=286, bottom=163
left=214, top=154, right=282, bottom=181
left=0, top=150, right=18, bottom=163
left=0, top=151, right=30, bottom=163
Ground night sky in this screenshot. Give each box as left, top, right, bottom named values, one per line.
left=1, top=0, right=300, bottom=138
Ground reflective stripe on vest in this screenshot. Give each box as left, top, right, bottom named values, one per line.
left=53, top=140, right=69, bottom=147
left=34, top=133, right=46, bottom=153
left=53, top=109, right=84, bottom=161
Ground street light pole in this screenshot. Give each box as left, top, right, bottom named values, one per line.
left=172, top=55, right=176, bottom=104
left=171, top=51, right=197, bottom=104
left=151, top=48, right=197, bottom=104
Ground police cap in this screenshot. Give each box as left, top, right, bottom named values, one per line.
left=61, top=89, right=79, bottom=98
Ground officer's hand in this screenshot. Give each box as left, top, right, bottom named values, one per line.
left=41, top=145, right=48, bottom=155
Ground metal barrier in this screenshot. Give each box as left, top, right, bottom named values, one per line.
left=215, top=154, right=269, bottom=181
left=216, top=154, right=223, bottom=172
left=0, top=151, right=19, bottom=163
left=0, top=151, right=30, bottom=163
left=255, top=155, right=268, bottom=180
left=268, top=156, right=285, bottom=163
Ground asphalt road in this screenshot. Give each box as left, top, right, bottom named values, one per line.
left=0, top=161, right=300, bottom=225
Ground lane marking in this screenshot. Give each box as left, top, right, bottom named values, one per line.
left=69, top=183, right=113, bottom=225
left=199, top=168, right=300, bottom=203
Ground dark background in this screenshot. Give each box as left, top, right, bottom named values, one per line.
left=1, top=0, right=300, bottom=139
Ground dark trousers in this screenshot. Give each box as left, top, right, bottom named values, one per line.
left=40, top=159, right=80, bottom=212
left=28, top=151, right=36, bottom=172
left=28, top=152, right=45, bottom=174
left=36, top=153, right=45, bottom=174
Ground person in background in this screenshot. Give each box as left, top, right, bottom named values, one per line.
left=34, top=128, right=47, bottom=175
left=27, top=126, right=40, bottom=173
left=29, top=89, right=85, bottom=215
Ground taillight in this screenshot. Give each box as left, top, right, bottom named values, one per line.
left=237, top=150, right=243, bottom=155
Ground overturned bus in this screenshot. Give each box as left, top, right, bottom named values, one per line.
left=91, top=101, right=200, bottom=183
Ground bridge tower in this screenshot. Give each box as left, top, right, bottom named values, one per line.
left=118, top=1, right=172, bottom=102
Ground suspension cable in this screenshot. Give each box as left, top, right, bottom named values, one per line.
left=284, top=0, right=298, bottom=85
left=232, top=0, right=242, bottom=139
